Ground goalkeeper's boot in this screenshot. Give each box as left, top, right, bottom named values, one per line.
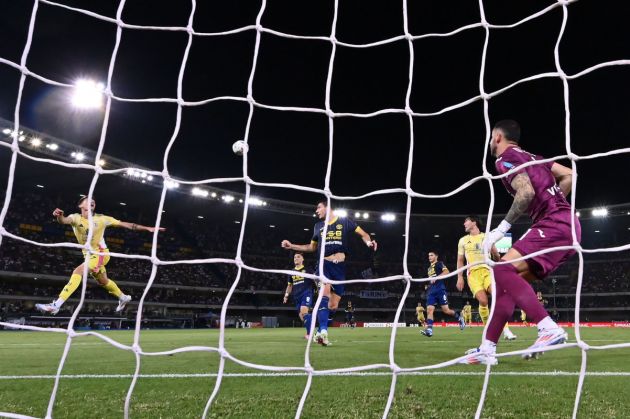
left=318, top=330, right=331, bottom=346
left=116, top=294, right=132, bottom=313
left=522, top=327, right=568, bottom=360
left=35, top=302, right=59, bottom=315
left=420, top=328, right=433, bottom=338
left=460, top=347, right=498, bottom=366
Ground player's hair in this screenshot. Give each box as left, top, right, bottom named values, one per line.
left=316, top=197, right=328, bottom=207
left=77, top=196, right=95, bottom=207
left=465, top=215, right=484, bottom=230
left=428, top=250, right=439, bottom=257
left=494, top=119, right=521, bottom=143
left=293, top=251, right=304, bottom=257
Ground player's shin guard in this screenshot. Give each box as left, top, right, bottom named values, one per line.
left=494, top=264, right=548, bottom=324
left=303, top=313, right=312, bottom=335
left=102, top=279, right=124, bottom=299
left=58, top=273, right=82, bottom=302
left=479, top=304, right=490, bottom=324
left=317, top=297, right=330, bottom=332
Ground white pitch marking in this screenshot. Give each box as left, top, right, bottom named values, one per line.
left=1, top=371, right=629, bottom=380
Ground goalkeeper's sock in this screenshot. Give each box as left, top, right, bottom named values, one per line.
left=317, top=297, right=330, bottom=332
left=303, top=313, right=312, bottom=334
left=427, top=319, right=434, bottom=330
left=102, top=279, right=124, bottom=299
left=479, top=304, right=490, bottom=324
left=57, top=273, right=82, bottom=306
left=495, top=264, right=548, bottom=323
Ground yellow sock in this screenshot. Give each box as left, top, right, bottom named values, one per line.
left=59, top=273, right=82, bottom=301
left=102, top=279, right=123, bottom=299
left=479, top=305, right=490, bottom=325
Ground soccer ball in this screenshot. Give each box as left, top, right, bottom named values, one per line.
left=232, top=140, right=248, bottom=156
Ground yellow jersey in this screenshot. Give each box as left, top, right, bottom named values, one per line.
left=463, top=304, right=472, bottom=314
left=457, top=233, right=489, bottom=273
left=416, top=306, right=425, bottom=315
left=69, top=213, right=120, bottom=254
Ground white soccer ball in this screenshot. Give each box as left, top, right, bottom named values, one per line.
left=232, top=140, right=248, bottom=156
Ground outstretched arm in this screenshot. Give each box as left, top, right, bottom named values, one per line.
left=52, top=208, right=73, bottom=225
left=355, top=226, right=378, bottom=251
left=281, top=240, right=317, bottom=253
left=117, top=221, right=165, bottom=233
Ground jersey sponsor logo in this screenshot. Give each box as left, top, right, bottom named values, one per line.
left=502, top=161, right=514, bottom=169
left=336, top=224, right=343, bottom=230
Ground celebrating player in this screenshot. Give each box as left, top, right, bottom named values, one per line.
left=416, top=303, right=427, bottom=328
left=281, top=199, right=377, bottom=346
left=283, top=252, right=314, bottom=339
left=420, top=251, right=466, bottom=337
left=463, top=120, right=581, bottom=364
left=456, top=215, right=517, bottom=340
left=35, top=196, right=164, bottom=315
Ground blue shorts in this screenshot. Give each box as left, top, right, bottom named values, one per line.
left=318, top=260, right=346, bottom=296
left=294, top=290, right=314, bottom=312
left=426, top=287, right=448, bottom=307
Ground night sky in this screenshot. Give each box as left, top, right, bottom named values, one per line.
left=0, top=0, right=629, bottom=217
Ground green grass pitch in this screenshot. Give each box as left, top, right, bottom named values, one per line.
left=0, top=326, right=629, bottom=418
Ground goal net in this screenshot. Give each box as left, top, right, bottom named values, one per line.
left=1, top=0, right=629, bottom=418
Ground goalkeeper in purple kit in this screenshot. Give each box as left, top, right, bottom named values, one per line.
left=463, top=120, right=581, bottom=365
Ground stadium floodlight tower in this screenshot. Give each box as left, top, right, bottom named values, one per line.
left=70, top=78, right=105, bottom=110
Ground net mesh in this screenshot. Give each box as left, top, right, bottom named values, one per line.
left=1, top=0, right=630, bottom=418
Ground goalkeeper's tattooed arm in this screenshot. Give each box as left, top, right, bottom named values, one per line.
left=504, top=173, right=535, bottom=224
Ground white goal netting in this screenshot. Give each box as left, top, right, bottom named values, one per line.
left=1, top=0, right=630, bottom=418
